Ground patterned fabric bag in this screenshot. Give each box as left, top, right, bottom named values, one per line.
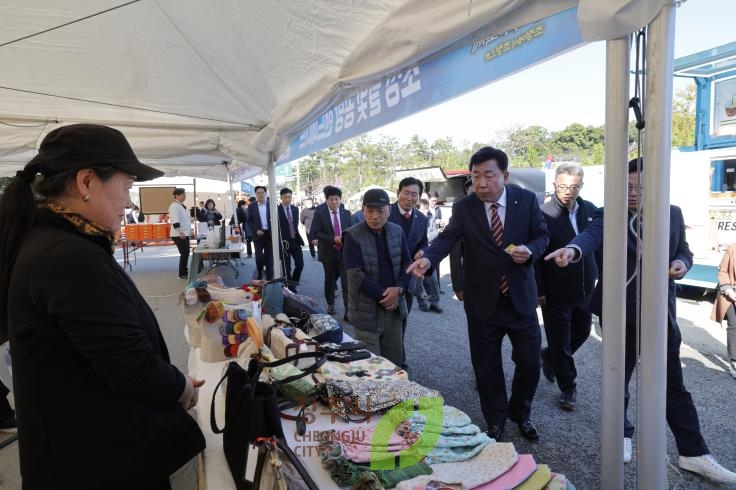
left=317, top=378, right=442, bottom=421
left=303, top=314, right=343, bottom=343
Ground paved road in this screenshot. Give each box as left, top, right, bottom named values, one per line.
left=1, top=244, right=734, bottom=489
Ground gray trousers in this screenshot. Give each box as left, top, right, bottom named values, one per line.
left=353, top=307, right=403, bottom=367
left=723, top=304, right=736, bottom=361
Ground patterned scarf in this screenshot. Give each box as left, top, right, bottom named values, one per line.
left=42, top=202, right=116, bottom=253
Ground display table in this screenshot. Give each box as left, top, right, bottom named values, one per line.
left=191, top=243, right=244, bottom=279
left=190, top=346, right=347, bottom=489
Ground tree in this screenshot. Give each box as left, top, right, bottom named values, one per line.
left=671, top=83, right=696, bottom=148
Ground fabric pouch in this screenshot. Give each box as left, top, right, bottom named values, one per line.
left=303, top=314, right=344, bottom=343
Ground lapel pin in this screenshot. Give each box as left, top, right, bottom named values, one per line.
left=587, top=217, right=593, bottom=221
left=514, top=200, right=518, bottom=204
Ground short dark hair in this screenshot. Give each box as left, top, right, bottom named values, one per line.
left=237, top=199, right=246, bottom=207
left=280, top=187, right=292, bottom=196
left=429, top=191, right=439, bottom=198
left=469, top=146, right=508, bottom=172
left=323, top=185, right=342, bottom=199
left=397, top=177, right=423, bottom=196
left=254, top=185, right=267, bottom=193
left=173, top=187, right=186, bottom=196
left=248, top=196, right=256, bottom=203
left=628, top=158, right=642, bottom=174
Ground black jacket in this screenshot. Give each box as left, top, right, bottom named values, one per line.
left=311, top=206, right=352, bottom=263
left=7, top=210, right=204, bottom=488
left=537, top=195, right=599, bottom=303
left=424, top=186, right=549, bottom=320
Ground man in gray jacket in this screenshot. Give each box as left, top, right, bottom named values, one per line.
left=343, top=189, right=412, bottom=366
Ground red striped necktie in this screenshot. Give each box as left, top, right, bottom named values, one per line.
left=490, top=202, right=509, bottom=295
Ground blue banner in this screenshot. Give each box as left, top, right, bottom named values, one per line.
left=240, top=181, right=255, bottom=193
left=278, top=7, right=583, bottom=164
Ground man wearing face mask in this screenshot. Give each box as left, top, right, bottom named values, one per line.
left=536, top=163, right=598, bottom=412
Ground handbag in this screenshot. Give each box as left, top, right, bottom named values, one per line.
left=211, top=360, right=320, bottom=490
left=262, top=278, right=285, bottom=315
left=210, top=361, right=284, bottom=490
left=282, top=291, right=326, bottom=321
left=249, top=437, right=318, bottom=490
left=302, top=313, right=343, bottom=343
left=317, top=378, right=442, bottom=422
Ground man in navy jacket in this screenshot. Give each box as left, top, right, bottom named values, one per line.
left=536, top=163, right=598, bottom=411
left=545, top=159, right=736, bottom=483
left=408, top=147, right=549, bottom=442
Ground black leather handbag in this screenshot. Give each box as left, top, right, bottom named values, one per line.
left=210, top=359, right=321, bottom=489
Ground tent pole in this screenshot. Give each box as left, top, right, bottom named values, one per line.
left=268, top=153, right=282, bottom=279
left=600, top=34, right=630, bottom=490
left=638, top=4, right=675, bottom=489
left=226, top=163, right=237, bottom=229
left=193, top=178, right=197, bottom=217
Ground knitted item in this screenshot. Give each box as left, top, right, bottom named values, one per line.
left=350, top=472, right=384, bottom=490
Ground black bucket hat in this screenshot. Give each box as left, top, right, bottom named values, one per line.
left=23, top=124, right=163, bottom=182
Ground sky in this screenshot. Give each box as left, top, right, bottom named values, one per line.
left=365, top=0, right=736, bottom=147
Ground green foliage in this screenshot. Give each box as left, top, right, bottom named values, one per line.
left=671, top=83, right=696, bottom=148
left=290, top=89, right=695, bottom=199
left=0, top=177, right=11, bottom=194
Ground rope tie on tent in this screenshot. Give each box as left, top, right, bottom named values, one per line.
left=630, top=27, right=645, bottom=486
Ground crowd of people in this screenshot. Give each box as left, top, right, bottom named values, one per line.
left=2, top=124, right=736, bottom=487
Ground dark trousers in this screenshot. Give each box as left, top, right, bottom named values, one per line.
left=400, top=286, right=415, bottom=366
left=541, top=299, right=592, bottom=392
left=622, top=322, right=709, bottom=456
left=0, top=380, right=12, bottom=418
left=281, top=238, right=304, bottom=283
left=253, top=238, right=274, bottom=280
left=245, top=236, right=253, bottom=257
left=322, top=259, right=347, bottom=311
left=307, top=232, right=316, bottom=258
left=468, top=295, right=541, bottom=427
left=172, top=236, right=190, bottom=277
left=723, top=304, right=736, bottom=361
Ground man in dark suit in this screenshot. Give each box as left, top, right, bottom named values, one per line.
left=246, top=185, right=273, bottom=280
left=277, top=187, right=305, bottom=287
left=545, top=159, right=736, bottom=483
left=536, top=163, right=598, bottom=412
left=389, top=177, right=429, bottom=369
left=125, top=205, right=145, bottom=224
left=310, top=185, right=352, bottom=318
left=408, top=146, right=549, bottom=442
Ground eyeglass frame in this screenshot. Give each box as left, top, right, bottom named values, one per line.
left=554, top=184, right=583, bottom=192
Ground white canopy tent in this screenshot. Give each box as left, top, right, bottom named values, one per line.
left=0, top=1, right=677, bottom=488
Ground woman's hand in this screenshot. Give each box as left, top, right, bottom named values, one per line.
left=178, top=375, right=205, bottom=411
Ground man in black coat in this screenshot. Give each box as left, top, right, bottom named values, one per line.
left=310, top=185, right=352, bottom=318
left=277, top=187, right=305, bottom=287
left=246, top=185, right=273, bottom=280
left=546, top=159, right=736, bottom=482
left=408, top=147, right=549, bottom=442
left=536, top=163, right=598, bottom=411
left=388, top=177, right=429, bottom=369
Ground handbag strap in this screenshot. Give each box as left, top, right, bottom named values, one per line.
left=275, top=438, right=319, bottom=490
left=259, top=351, right=327, bottom=385
left=209, top=362, right=250, bottom=434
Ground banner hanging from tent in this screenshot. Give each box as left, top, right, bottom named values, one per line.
left=279, top=7, right=584, bottom=163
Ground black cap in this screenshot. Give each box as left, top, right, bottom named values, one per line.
left=25, top=124, right=164, bottom=182
left=362, top=188, right=390, bottom=207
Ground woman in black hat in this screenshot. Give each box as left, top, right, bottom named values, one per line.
left=0, top=124, right=205, bottom=489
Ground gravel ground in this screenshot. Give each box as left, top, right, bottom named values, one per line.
left=1, top=243, right=734, bottom=489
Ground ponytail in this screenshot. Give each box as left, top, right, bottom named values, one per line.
left=0, top=167, right=40, bottom=340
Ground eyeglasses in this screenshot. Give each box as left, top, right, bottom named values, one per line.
left=555, top=184, right=582, bottom=192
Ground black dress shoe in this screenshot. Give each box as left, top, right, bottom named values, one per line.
left=327, top=305, right=336, bottom=315
left=429, top=304, right=444, bottom=313
left=541, top=348, right=555, bottom=383
left=487, top=423, right=505, bottom=441
left=559, top=388, right=577, bottom=411
left=418, top=304, right=430, bottom=312
left=516, top=420, right=539, bottom=441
